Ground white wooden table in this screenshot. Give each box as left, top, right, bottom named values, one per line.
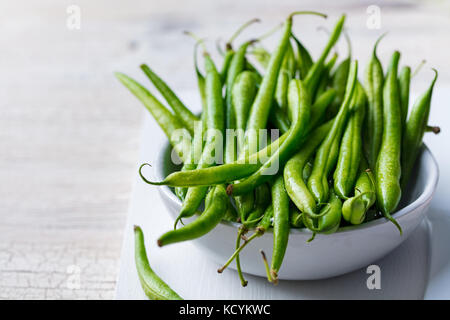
left=1, top=0, right=449, bottom=299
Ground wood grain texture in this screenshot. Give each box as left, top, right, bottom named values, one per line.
left=0, top=0, right=448, bottom=299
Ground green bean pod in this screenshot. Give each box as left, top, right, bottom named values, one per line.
left=375, top=51, right=402, bottom=233
left=284, top=120, right=333, bottom=218
left=158, top=185, right=228, bottom=246
left=398, top=65, right=411, bottom=129
left=291, top=32, right=314, bottom=79
left=363, top=35, right=385, bottom=170
left=134, top=226, right=182, bottom=300
left=270, top=175, right=290, bottom=282
left=307, top=60, right=358, bottom=204
left=231, top=70, right=260, bottom=220
left=176, top=55, right=225, bottom=222
left=308, top=88, right=336, bottom=131
left=232, top=71, right=260, bottom=150
left=304, top=14, right=345, bottom=95
left=229, top=78, right=311, bottom=196
left=243, top=11, right=326, bottom=156
left=225, top=41, right=255, bottom=164
left=302, top=189, right=342, bottom=235
left=115, top=73, right=191, bottom=162
left=342, top=155, right=376, bottom=225
left=314, top=53, right=338, bottom=102
left=275, top=43, right=296, bottom=115
left=142, top=133, right=289, bottom=188
left=220, top=50, right=234, bottom=83
left=401, top=69, right=438, bottom=188
left=333, top=83, right=366, bottom=199
left=141, top=64, right=199, bottom=134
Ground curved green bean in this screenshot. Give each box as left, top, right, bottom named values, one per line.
left=134, top=226, right=182, bottom=300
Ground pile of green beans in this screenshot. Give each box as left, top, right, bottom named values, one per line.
left=117, top=12, right=440, bottom=297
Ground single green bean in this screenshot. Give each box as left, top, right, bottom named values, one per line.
left=302, top=189, right=342, bottom=237
left=333, top=82, right=366, bottom=199
left=398, top=65, right=411, bottom=129
left=307, top=60, right=358, bottom=204
left=134, top=226, right=182, bottom=300
left=375, top=51, right=402, bottom=234
left=304, top=14, right=345, bottom=95
left=363, top=34, right=385, bottom=170
left=342, top=155, right=376, bottom=225
left=141, top=133, right=288, bottom=188
left=270, top=175, right=290, bottom=283
left=401, top=69, right=438, bottom=188
left=157, top=185, right=228, bottom=246
left=284, top=120, right=333, bottom=218
left=291, top=32, right=313, bottom=79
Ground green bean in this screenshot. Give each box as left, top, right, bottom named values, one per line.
left=273, top=88, right=336, bottom=136
left=184, top=33, right=207, bottom=110
left=328, top=31, right=352, bottom=117
left=333, top=82, right=366, bottom=199
left=158, top=185, right=228, bottom=246
left=140, top=64, right=199, bottom=134
left=115, top=72, right=190, bottom=162
left=308, top=88, right=336, bottom=131
left=401, top=69, right=438, bottom=188
left=176, top=53, right=225, bottom=224
left=398, top=65, right=411, bottom=128
left=291, top=33, right=314, bottom=80
left=363, top=34, right=386, bottom=170
left=307, top=60, right=358, bottom=204
left=231, top=71, right=261, bottom=220
left=313, top=52, right=338, bottom=103
left=284, top=120, right=333, bottom=218
left=242, top=11, right=326, bottom=156
left=270, top=175, right=290, bottom=283
left=225, top=41, right=255, bottom=164
left=304, top=14, right=345, bottom=95
left=342, top=155, right=376, bottom=225
left=375, top=51, right=402, bottom=233
left=302, top=189, right=342, bottom=237
left=229, top=78, right=311, bottom=196
left=275, top=43, right=296, bottom=115
left=134, top=226, right=182, bottom=300
left=141, top=133, right=289, bottom=188
left=232, top=71, right=260, bottom=150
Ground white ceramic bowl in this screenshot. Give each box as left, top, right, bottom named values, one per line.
left=154, top=144, right=438, bottom=280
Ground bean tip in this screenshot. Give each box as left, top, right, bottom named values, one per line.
left=226, top=184, right=233, bottom=195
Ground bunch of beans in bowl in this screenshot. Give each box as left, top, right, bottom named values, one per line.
left=117, top=11, right=439, bottom=291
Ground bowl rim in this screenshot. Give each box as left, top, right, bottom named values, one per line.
left=154, top=143, right=439, bottom=236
